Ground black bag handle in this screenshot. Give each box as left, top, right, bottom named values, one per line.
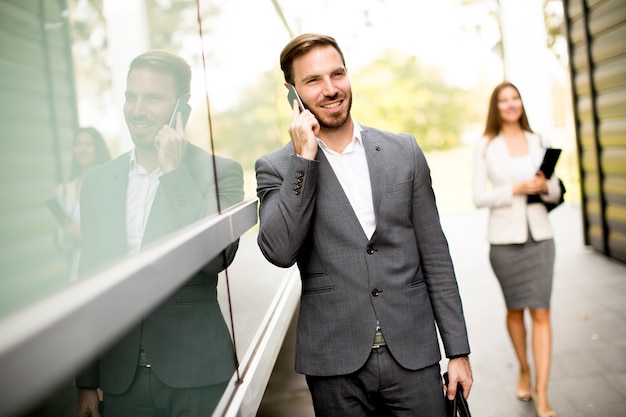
left=443, top=372, right=472, bottom=417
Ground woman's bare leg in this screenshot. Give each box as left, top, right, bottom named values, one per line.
left=530, top=308, right=554, bottom=415
left=506, top=309, right=531, bottom=400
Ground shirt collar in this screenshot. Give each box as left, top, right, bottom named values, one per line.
left=353, top=120, right=363, bottom=144
left=128, top=148, right=162, bottom=176
left=317, top=119, right=364, bottom=151
left=129, top=148, right=138, bottom=169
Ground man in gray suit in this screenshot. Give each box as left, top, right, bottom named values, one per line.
left=76, top=51, right=244, bottom=416
left=256, top=33, right=472, bottom=416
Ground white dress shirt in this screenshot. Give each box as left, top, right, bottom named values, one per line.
left=126, top=149, right=162, bottom=254
left=317, top=121, right=376, bottom=239
left=510, top=154, right=535, bottom=181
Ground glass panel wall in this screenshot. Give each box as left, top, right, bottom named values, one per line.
left=2, top=1, right=576, bottom=416
left=0, top=1, right=295, bottom=415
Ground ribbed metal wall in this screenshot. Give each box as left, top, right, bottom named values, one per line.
left=563, top=0, right=626, bottom=263
left=0, top=0, right=77, bottom=313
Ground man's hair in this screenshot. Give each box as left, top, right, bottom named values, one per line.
left=128, top=50, right=191, bottom=98
left=280, top=33, right=346, bottom=86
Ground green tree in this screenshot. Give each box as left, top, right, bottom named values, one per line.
left=212, top=50, right=481, bottom=166
left=67, top=0, right=220, bottom=101
left=351, top=50, right=474, bottom=151
left=145, top=0, right=219, bottom=61
left=211, top=69, right=288, bottom=170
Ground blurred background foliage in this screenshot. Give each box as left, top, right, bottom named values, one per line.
left=350, top=50, right=476, bottom=151
left=211, top=48, right=480, bottom=170
left=459, top=0, right=567, bottom=63
left=66, top=0, right=565, bottom=169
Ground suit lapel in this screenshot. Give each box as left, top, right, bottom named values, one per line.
left=361, top=130, right=384, bottom=235
left=316, top=131, right=383, bottom=242
left=317, top=149, right=371, bottom=241
left=316, top=150, right=355, bottom=219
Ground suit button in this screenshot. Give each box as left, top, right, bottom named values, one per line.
left=366, top=246, right=374, bottom=254
left=294, top=189, right=301, bottom=195
left=371, top=288, right=380, bottom=296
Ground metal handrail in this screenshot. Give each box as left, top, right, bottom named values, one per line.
left=0, top=198, right=258, bottom=417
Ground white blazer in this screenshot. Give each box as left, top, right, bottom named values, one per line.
left=472, top=132, right=562, bottom=244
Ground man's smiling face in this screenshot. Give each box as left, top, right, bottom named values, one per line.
left=292, top=45, right=352, bottom=130
left=123, top=68, right=178, bottom=150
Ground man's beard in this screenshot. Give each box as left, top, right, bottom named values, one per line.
left=125, top=116, right=160, bottom=151
left=133, top=134, right=157, bottom=150
left=311, top=94, right=352, bottom=130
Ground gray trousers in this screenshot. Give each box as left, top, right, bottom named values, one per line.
left=103, top=366, right=227, bottom=417
left=305, top=346, right=446, bottom=417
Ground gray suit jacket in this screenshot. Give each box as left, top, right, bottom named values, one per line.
left=255, top=125, right=470, bottom=376
left=76, top=145, right=244, bottom=394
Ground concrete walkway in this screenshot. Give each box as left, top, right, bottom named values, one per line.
left=257, top=203, right=626, bottom=417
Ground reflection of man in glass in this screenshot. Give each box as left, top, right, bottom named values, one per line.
left=76, top=51, right=244, bottom=416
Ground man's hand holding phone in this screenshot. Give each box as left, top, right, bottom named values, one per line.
left=156, top=100, right=190, bottom=173
left=287, top=84, right=319, bottom=160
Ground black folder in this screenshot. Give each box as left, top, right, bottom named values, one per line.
left=527, top=148, right=561, bottom=204
left=537, top=148, right=561, bottom=178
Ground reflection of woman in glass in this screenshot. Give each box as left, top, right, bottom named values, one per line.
left=473, top=82, right=561, bottom=417
left=55, top=127, right=111, bottom=281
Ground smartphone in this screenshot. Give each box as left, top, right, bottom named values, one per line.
left=168, top=98, right=192, bottom=128
left=287, top=84, right=305, bottom=111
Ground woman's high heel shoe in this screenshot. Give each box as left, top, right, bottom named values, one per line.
left=516, top=371, right=532, bottom=401
left=533, top=404, right=556, bottom=417
left=516, top=389, right=532, bottom=402
left=532, top=390, right=556, bottom=417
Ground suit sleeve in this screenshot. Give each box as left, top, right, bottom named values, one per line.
left=75, top=169, right=101, bottom=388
left=156, top=166, right=213, bottom=225
left=77, top=166, right=120, bottom=279
left=156, top=152, right=244, bottom=223
left=255, top=153, right=318, bottom=268
left=77, top=171, right=96, bottom=280
left=200, top=157, right=245, bottom=275
left=75, top=359, right=99, bottom=389
left=409, top=138, right=471, bottom=358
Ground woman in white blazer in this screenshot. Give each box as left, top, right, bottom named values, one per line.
left=54, top=127, right=110, bottom=281
left=473, top=82, right=561, bottom=417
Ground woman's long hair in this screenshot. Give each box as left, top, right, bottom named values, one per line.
left=68, top=127, right=111, bottom=180
left=482, top=81, right=533, bottom=140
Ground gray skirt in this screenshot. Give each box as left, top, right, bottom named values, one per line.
left=489, top=237, right=555, bottom=309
